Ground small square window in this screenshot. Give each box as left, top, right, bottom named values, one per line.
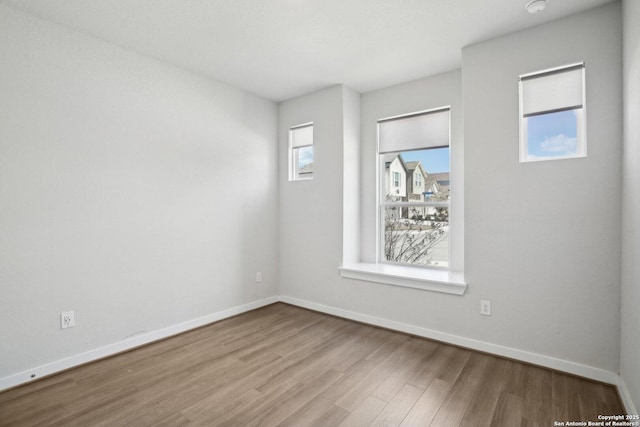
left=289, top=123, right=313, bottom=181
left=519, top=63, right=586, bottom=162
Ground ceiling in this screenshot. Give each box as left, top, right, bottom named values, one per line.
left=2, top=0, right=616, bottom=102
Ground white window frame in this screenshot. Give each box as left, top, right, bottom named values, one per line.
left=338, top=101, right=466, bottom=295
left=289, top=122, right=314, bottom=181
left=519, top=62, right=586, bottom=163
left=377, top=107, right=451, bottom=270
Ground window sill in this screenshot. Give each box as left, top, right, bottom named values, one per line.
left=338, top=263, right=467, bottom=295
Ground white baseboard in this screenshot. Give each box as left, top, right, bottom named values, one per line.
left=280, top=295, right=621, bottom=386
left=3, top=293, right=636, bottom=415
left=0, top=296, right=279, bottom=392
left=616, top=376, right=639, bottom=415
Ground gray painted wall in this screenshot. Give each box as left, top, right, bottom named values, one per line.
left=621, top=0, right=640, bottom=413
left=278, top=86, right=346, bottom=306
left=0, top=5, right=279, bottom=378
left=279, top=4, right=622, bottom=375
left=463, top=3, right=622, bottom=371
left=0, top=0, right=631, bottom=400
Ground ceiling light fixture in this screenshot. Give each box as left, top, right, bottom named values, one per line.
left=525, top=0, right=548, bottom=14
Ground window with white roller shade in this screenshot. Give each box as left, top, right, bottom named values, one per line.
left=519, top=63, right=586, bottom=162
left=289, top=123, right=314, bottom=180
left=377, top=107, right=451, bottom=268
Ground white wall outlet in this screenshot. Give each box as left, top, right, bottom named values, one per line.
left=61, top=311, right=75, bottom=329
left=256, top=272, right=263, bottom=283
left=480, top=300, right=491, bottom=316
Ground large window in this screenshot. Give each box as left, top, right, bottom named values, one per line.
left=289, top=123, right=314, bottom=180
left=519, top=62, right=586, bottom=162
left=378, top=107, right=450, bottom=268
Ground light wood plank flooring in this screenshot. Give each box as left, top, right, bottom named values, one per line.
left=0, top=303, right=624, bottom=426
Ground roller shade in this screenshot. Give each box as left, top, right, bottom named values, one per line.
left=378, top=108, right=449, bottom=154
left=290, top=124, right=313, bottom=148
left=521, top=64, right=584, bottom=117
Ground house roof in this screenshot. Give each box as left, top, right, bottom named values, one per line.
left=405, top=161, right=428, bottom=180
left=383, top=153, right=408, bottom=173
left=430, top=172, right=450, bottom=180
left=430, top=172, right=450, bottom=184
left=430, top=172, right=450, bottom=192
left=405, top=161, right=419, bottom=170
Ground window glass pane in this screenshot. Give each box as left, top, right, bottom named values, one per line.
left=401, top=147, right=450, bottom=173
left=294, top=145, right=314, bottom=177
left=381, top=147, right=450, bottom=267
left=395, top=147, right=450, bottom=202
left=384, top=206, right=449, bottom=267
left=290, top=123, right=313, bottom=181
left=526, top=109, right=578, bottom=159
left=297, top=146, right=313, bottom=170
left=519, top=64, right=585, bottom=163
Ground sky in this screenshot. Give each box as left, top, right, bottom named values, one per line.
left=526, top=109, right=578, bottom=158
left=400, top=147, right=450, bottom=173
left=298, top=146, right=313, bottom=167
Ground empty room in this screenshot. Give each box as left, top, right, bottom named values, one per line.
left=1, top=0, right=639, bottom=425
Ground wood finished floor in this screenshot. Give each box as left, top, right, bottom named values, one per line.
left=0, top=303, right=624, bottom=426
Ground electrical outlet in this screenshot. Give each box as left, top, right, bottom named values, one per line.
left=480, top=300, right=491, bottom=316
left=256, top=272, right=262, bottom=283
left=61, top=311, right=75, bottom=329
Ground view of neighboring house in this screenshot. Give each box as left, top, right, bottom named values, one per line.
left=429, top=172, right=450, bottom=197
left=405, top=160, right=428, bottom=218
left=384, top=153, right=407, bottom=199
left=405, top=161, right=428, bottom=200
left=384, top=153, right=449, bottom=219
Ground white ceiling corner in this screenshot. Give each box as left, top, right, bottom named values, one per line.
left=2, top=0, right=616, bottom=102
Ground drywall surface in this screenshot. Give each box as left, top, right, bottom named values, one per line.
left=280, top=72, right=480, bottom=343
left=342, top=87, right=361, bottom=264
left=621, top=0, right=640, bottom=413
left=278, top=86, right=347, bottom=305
left=463, top=3, right=622, bottom=371
left=0, top=5, right=278, bottom=378
left=279, top=4, right=622, bottom=376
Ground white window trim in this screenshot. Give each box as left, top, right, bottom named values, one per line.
left=339, top=98, right=464, bottom=296
left=338, top=262, right=466, bottom=295
left=289, top=122, right=314, bottom=181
